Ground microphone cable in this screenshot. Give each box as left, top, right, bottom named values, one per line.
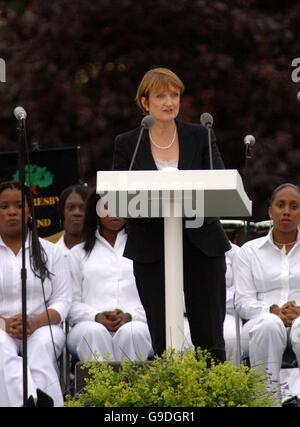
left=18, top=109, right=68, bottom=397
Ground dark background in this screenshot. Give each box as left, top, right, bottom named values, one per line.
left=1, top=0, right=300, bottom=221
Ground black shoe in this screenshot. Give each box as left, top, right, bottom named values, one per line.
left=25, top=395, right=36, bottom=407
left=282, top=395, right=299, bottom=407
left=36, top=389, right=54, bottom=407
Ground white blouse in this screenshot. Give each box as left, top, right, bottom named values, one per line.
left=0, top=233, right=72, bottom=320
left=154, top=159, right=178, bottom=170
left=67, top=229, right=147, bottom=325
left=56, top=233, right=69, bottom=256
left=234, top=229, right=300, bottom=320
left=225, top=243, right=240, bottom=315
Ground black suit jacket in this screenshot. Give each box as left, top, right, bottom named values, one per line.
left=112, top=119, right=231, bottom=262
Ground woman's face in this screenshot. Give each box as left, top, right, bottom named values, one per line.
left=142, top=84, right=180, bottom=123
left=63, top=191, right=86, bottom=236
left=97, top=201, right=127, bottom=233
left=269, top=187, right=300, bottom=233
left=0, top=188, right=31, bottom=238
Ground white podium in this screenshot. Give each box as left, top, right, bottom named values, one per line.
left=96, top=169, right=251, bottom=351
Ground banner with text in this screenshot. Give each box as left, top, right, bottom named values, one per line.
left=0, top=147, right=80, bottom=237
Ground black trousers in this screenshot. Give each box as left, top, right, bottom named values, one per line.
left=133, top=235, right=226, bottom=361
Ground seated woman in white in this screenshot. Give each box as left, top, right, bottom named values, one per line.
left=0, top=181, right=71, bottom=407
left=184, top=242, right=240, bottom=363
left=67, top=194, right=152, bottom=362
left=234, top=183, right=300, bottom=389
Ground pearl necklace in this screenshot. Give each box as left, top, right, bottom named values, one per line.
left=149, top=126, right=177, bottom=150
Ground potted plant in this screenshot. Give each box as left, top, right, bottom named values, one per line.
left=65, top=348, right=278, bottom=407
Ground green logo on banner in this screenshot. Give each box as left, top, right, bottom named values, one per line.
left=13, top=164, right=54, bottom=192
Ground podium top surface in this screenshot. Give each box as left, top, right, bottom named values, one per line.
left=96, top=169, right=252, bottom=217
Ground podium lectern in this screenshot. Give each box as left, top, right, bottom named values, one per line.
left=96, top=169, right=251, bottom=351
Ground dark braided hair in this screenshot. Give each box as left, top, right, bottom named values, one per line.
left=0, top=181, right=51, bottom=282
left=82, top=190, right=99, bottom=255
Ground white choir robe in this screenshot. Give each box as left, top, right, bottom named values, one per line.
left=0, top=234, right=72, bottom=407
left=67, top=229, right=152, bottom=362
left=234, top=229, right=300, bottom=388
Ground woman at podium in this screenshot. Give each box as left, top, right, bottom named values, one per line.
left=112, top=67, right=231, bottom=361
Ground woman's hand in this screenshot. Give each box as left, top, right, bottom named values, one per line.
left=281, top=301, right=300, bottom=326
left=95, top=309, right=132, bottom=332
left=113, top=309, right=132, bottom=328
left=2, top=310, right=60, bottom=338
left=271, top=301, right=300, bottom=327
left=5, top=314, right=29, bottom=339
left=95, top=311, right=121, bottom=331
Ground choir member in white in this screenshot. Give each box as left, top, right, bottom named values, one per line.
left=67, top=193, right=152, bottom=362
left=234, top=183, right=300, bottom=391
left=0, top=181, right=71, bottom=407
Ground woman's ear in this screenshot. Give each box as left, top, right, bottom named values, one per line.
left=141, top=96, right=149, bottom=112
left=268, top=207, right=272, bottom=219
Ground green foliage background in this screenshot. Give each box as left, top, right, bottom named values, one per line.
left=1, top=1, right=300, bottom=219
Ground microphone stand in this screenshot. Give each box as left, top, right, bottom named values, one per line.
left=129, top=126, right=146, bottom=171
left=17, top=117, right=29, bottom=407
left=200, top=113, right=214, bottom=170
left=207, top=125, right=213, bottom=170
left=128, top=115, right=155, bottom=171
left=244, top=143, right=253, bottom=242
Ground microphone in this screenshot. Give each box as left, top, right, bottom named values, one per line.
left=129, top=115, right=155, bottom=170
left=141, top=114, right=156, bottom=129
left=200, top=112, right=214, bottom=169
left=244, top=135, right=255, bottom=146
left=200, top=112, right=213, bottom=128
left=13, top=106, right=27, bottom=121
